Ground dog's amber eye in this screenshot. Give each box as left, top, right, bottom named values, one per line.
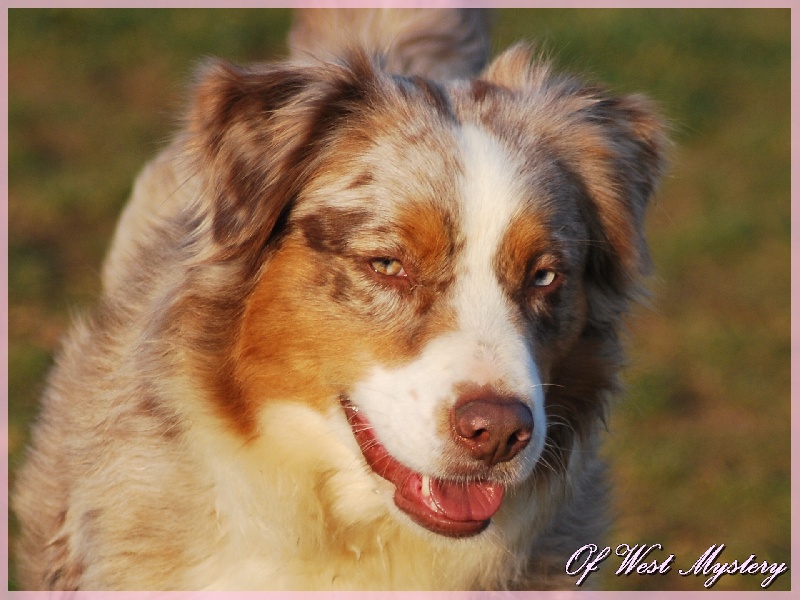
left=370, top=258, right=406, bottom=278
left=531, top=269, right=558, bottom=288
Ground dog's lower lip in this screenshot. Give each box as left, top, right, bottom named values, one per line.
left=341, top=397, right=505, bottom=537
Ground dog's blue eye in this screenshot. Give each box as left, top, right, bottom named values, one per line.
left=532, top=269, right=557, bottom=287
left=370, top=258, right=406, bottom=277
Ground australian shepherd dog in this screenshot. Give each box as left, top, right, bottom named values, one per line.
left=13, top=8, right=667, bottom=590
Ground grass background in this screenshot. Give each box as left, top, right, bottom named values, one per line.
left=7, top=8, right=791, bottom=591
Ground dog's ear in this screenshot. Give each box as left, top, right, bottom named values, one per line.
left=566, top=91, right=667, bottom=290
left=185, top=54, right=379, bottom=262
left=484, top=45, right=668, bottom=301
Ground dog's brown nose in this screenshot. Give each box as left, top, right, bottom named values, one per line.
left=453, top=396, right=533, bottom=466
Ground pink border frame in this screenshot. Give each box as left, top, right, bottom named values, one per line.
left=3, top=2, right=795, bottom=598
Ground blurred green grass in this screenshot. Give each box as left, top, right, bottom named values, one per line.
left=8, top=8, right=790, bottom=591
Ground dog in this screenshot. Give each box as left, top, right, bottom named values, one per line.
left=12, top=8, right=667, bottom=590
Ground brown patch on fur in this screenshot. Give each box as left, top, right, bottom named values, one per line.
left=297, top=208, right=374, bottom=255
left=494, top=210, right=554, bottom=302
left=230, top=239, right=375, bottom=415
left=391, top=198, right=461, bottom=306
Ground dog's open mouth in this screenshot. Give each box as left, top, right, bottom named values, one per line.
left=341, top=398, right=504, bottom=537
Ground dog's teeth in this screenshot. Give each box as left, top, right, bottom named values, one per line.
left=421, top=474, right=431, bottom=499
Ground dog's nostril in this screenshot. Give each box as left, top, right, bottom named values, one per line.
left=453, top=397, right=533, bottom=466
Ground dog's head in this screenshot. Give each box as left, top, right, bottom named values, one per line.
left=180, top=45, right=666, bottom=538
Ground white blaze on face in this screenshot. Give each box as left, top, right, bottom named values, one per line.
left=349, top=124, right=546, bottom=480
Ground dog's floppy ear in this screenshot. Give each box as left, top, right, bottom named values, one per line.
left=562, top=90, right=667, bottom=294
left=485, top=45, right=668, bottom=300
left=185, top=54, right=379, bottom=261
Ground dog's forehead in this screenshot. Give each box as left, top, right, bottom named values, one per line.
left=295, top=111, right=554, bottom=228
left=455, top=124, right=529, bottom=235
left=291, top=102, right=456, bottom=214
left=289, top=79, right=591, bottom=281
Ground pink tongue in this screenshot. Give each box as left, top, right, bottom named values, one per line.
left=341, top=399, right=505, bottom=530
left=400, top=473, right=505, bottom=522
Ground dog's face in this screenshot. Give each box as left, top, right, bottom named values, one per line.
left=184, top=47, right=665, bottom=538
